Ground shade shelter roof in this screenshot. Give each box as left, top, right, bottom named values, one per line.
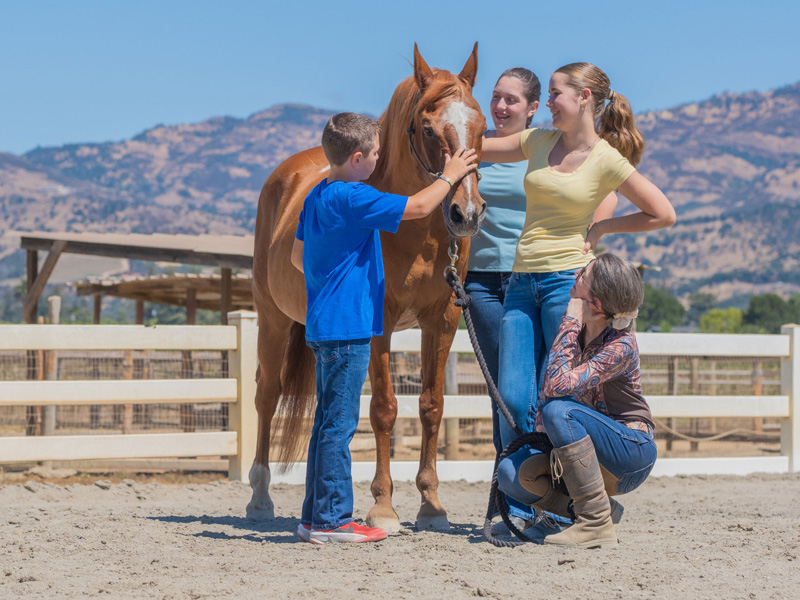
left=17, top=231, right=255, bottom=323
left=18, top=231, right=255, bottom=270
left=74, top=272, right=254, bottom=311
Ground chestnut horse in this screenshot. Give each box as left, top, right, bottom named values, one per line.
left=247, top=44, right=486, bottom=532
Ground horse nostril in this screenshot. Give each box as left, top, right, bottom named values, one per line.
left=478, top=201, right=487, bottom=218
left=450, top=204, right=464, bottom=224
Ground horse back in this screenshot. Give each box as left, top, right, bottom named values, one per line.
left=253, top=146, right=328, bottom=324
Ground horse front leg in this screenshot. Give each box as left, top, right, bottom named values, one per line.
left=415, top=307, right=460, bottom=531
left=365, top=332, right=402, bottom=532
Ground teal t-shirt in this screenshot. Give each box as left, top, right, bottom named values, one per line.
left=468, top=161, right=528, bottom=272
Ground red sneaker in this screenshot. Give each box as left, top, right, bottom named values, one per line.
left=308, top=521, right=387, bottom=545
left=296, top=523, right=311, bottom=542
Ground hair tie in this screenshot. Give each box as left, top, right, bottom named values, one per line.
left=610, top=309, right=638, bottom=330
left=607, top=89, right=615, bottom=101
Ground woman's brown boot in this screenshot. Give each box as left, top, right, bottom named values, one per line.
left=543, top=436, right=618, bottom=548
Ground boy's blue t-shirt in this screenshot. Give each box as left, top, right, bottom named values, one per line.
left=296, top=179, right=408, bottom=342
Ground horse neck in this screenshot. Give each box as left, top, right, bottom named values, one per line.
left=368, top=77, right=430, bottom=196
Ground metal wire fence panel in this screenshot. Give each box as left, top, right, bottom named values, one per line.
left=0, top=350, right=229, bottom=436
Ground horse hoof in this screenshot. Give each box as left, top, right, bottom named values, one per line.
left=366, top=515, right=402, bottom=534
left=245, top=502, right=275, bottom=520
left=416, top=514, right=450, bottom=532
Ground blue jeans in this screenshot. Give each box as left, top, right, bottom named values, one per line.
left=301, top=338, right=371, bottom=530
left=498, top=400, right=656, bottom=505
left=465, top=270, right=535, bottom=520
left=497, top=271, right=576, bottom=447
left=463, top=271, right=511, bottom=456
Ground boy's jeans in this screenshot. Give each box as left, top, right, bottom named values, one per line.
left=498, top=400, right=657, bottom=505
left=301, top=338, right=371, bottom=530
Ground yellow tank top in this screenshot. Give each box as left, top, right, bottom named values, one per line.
left=514, top=128, right=636, bottom=273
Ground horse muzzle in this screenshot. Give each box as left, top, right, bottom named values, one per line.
left=444, top=195, right=486, bottom=238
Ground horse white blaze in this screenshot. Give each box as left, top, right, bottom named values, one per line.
left=442, top=101, right=476, bottom=216
left=319, top=165, right=330, bottom=173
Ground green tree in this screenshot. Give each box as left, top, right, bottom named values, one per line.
left=637, top=284, right=686, bottom=332
left=686, top=292, right=717, bottom=325
left=699, top=307, right=743, bottom=333
left=744, top=294, right=794, bottom=334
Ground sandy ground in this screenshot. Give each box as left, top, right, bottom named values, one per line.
left=1, top=472, right=799, bottom=600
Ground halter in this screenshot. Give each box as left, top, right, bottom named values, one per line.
left=406, top=91, right=481, bottom=182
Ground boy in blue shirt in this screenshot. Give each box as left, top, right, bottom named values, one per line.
left=292, top=112, right=477, bottom=544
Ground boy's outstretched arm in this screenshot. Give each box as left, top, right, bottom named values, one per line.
left=402, top=147, right=478, bottom=220
left=291, top=238, right=304, bottom=273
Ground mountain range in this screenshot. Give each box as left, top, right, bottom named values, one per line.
left=2, top=83, right=799, bottom=304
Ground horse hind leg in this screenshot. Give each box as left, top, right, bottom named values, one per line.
left=246, top=315, right=292, bottom=519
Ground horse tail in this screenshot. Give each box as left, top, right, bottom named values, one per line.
left=272, top=321, right=316, bottom=470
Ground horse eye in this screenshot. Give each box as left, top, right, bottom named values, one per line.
left=422, top=126, right=435, bottom=138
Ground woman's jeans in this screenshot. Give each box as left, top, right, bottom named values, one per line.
left=301, top=338, right=371, bottom=530
left=497, top=270, right=576, bottom=446
left=463, top=271, right=511, bottom=455
left=498, top=400, right=657, bottom=507
left=464, top=271, right=536, bottom=521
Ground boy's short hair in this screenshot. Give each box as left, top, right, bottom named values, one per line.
left=321, top=112, right=380, bottom=166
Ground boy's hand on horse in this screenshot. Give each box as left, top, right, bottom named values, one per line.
left=442, top=147, right=478, bottom=182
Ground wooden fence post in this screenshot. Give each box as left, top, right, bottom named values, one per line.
left=227, top=311, right=259, bottom=482
left=780, top=325, right=800, bottom=472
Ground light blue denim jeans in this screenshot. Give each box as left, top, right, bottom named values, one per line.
left=498, top=400, right=656, bottom=506
left=495, top=269, right=576, bottom=521
left=301, top=338, right=371, bottom=530
left=465, top=270, right=538, bottom=519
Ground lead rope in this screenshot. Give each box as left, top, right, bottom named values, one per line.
left=443, top=236, right=560, bottom=548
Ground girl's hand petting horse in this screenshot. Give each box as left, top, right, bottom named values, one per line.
left=441, top=147, right=478, bottom=183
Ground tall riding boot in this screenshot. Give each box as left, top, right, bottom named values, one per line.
left=519, top=453, right=624, bottom=524
left=543, top=436, right=617, bottom=548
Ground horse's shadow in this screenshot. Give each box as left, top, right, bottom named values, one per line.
left=149, top=514, right=491, bottom=544
left=149, top=514, right=299, bottom=544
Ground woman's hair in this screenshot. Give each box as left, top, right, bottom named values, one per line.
left=554, top=62, right=645, bottom=166
left=497, top=67, right=541, bottom=127
left=588, top=253, right=644, bottom=329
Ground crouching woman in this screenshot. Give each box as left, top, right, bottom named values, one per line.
left=497, top=253, right=656, bottom=547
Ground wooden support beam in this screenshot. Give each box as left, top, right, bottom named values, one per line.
left=93, top=294, right=102, bottom=324
left=220, top=268, right=232, bottom=326
left=24, top=241, right=67, bottom=324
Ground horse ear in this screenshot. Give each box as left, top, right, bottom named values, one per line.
left=458, top=42, right=478, bottom=89
left=413, top=43, right=434, bottom=91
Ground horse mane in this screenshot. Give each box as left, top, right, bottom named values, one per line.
left=369, top=69, right=468, bottom=193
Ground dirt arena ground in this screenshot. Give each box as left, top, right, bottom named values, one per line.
left=1, top=471, right=799, bottom=600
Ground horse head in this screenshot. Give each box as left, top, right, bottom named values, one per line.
left=404, top=43, right=487, bottom=238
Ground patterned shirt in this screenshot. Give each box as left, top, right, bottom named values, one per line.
left=535, top=315, right=654, bottom=431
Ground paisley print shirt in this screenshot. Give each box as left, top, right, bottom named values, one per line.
left=535, top=315, right=654, bottom=431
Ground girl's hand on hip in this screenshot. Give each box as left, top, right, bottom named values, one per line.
left=582, top=222, right=604, bottom=255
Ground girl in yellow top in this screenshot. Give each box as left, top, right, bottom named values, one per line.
left=481, top=62, right=675, bottom=540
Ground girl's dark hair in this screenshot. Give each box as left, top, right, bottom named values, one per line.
left=555, top=62, right=645, bottom=166
left=497, top=68, right=541, bottom=127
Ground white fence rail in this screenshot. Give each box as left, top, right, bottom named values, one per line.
left=1, top=315, right=798, bottom=481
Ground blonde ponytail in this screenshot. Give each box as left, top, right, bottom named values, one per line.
left=598, top=91, right=645, bottom=166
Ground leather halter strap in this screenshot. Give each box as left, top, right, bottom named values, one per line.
left=406, top=92, right=442, bottom=179
left=405, top=91, right=482, bottom=182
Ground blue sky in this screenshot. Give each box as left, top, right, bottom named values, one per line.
left=1, top=0, right=799, bottom=155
